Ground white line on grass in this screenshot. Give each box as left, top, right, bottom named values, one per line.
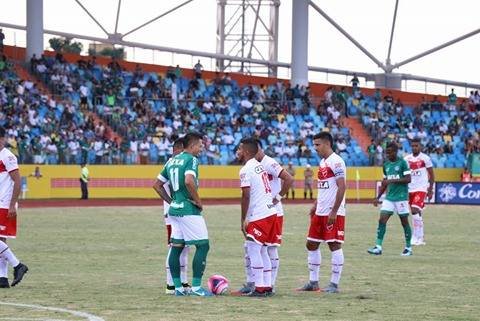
left=0, top=302, right=105, bottom=321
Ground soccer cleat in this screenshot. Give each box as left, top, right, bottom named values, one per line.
left=0, top=277, right=10, bottom=288
left=265, top=288, right=275, bottom=297
left=401, top=247, right=413, bottom=256
left=190, top=287, right=214, bottom=297
left=296, top=281, right=320, bottom=292
left=367, top=246, right=382, bottom=255
left=246, top=290, right=267, bottom=297
left=11, top=263, right=28, bottom=287
left=231, top=283, right=255, bottom=296
left=165, top=285, right=175, bottom=295
left=322, top=282, right=339, bottom=293
left=412, top=238, right=426, bottom=246
left=174, top=288, right=189, bottom=296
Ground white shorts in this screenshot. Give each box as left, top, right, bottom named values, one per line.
left=381, top=200, right=410, bottom=216
left=275, top=201, right=284, bottom=216
left=169, top=215, right=209, bottom=245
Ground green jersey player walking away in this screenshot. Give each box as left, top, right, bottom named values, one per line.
left=157, top=132, right=212, bottom=296
left=368, top=142, right=413, bottom=256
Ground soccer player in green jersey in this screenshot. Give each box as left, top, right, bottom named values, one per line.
left=157, top=132, right=212, bottom=296
left=368, top=142, right=413, bottom=256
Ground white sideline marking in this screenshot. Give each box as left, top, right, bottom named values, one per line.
left=0, top=318, right=68, bottom=321
left=0, top=302, right=105, bottom=321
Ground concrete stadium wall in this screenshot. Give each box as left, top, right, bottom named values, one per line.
left=19, top=165, right=462, bottom=200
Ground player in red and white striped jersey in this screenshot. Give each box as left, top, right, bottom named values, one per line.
left=0, top=126, right=28, bottom=288
left=237, top=138, right=278, bottom=297
left=297, top=132, right=346, bottom=294
left=238, top=140, right=294, bottom=294
left=153, top=138, right=190, bottom=294
left=404, top=138, right=435, bottom=245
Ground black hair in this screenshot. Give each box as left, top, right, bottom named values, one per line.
left=183, top=132, right=203, bottom=148
left=0, top=126, right=5, bottom=137
left=386, top=142, right=398, bottom=151
left=411, top=138, right=421, bottom=144
left=313, top=131, right=333, bottom=148
left=241, top=138, right=259, bottom=155
left=173, top=137, right=185, bottom=149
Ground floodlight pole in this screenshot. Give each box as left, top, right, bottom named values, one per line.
left=26, top=0, right=43, bottom=61
left=386, top=0, right=399, bottom=67
left=291, top=0, right=309, bottom=86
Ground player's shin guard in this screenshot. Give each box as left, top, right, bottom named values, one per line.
left=192, top=242, right=209, bottom=288
left=261, top=246, right=272, bottom=289
left=165, top=246, right=173, bottom=286
left=376, top=222, right=387, bottom=247
left=246, top=241, right=265, bottom=289
left=244, top=241, right=253, bottom=283
left=308, top=249, right=321, bottom=282
left=180, top=246, right=190, bottom=284
left=168, top=246, right=183, bottom=289
left=0, top=241, right=20, bottom=268
left=403, top=224, right=412, bottom=248
left=0, top=257, right=7, bottom=278
left=267, top=246, right=279, bottom=286
left=330, top=249, right=344, bottom=286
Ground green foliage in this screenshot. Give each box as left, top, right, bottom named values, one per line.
left=48, top=37, right=83, bottom=54
left=89, top=46, right=125, bottom=59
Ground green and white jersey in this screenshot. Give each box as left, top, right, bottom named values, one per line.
left=383, top=157, right=411, bottom=202
left=158, top=151, right=201, bottom=216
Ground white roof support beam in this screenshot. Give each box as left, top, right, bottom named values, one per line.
left=73, top=0, right=109, bottom=36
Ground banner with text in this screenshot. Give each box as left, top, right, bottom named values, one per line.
left=435, top=182, right=480, bottom=205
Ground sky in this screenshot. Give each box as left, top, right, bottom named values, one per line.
left=0, top=0, right=479, bottom=96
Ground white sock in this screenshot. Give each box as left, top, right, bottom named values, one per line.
left=0, top=241, right=20, bottom=268
left=165, top=246, right=173, bottom=286
left=330, top=249, right=344, bottom=286
left=261, top=246, right=272, bottom=288
left=412, top=214, right=424, bottom=240
left=180, top=246, right=190, bottom=284
left=267, top=246, right=279, bottom=286
left=308, top=249, right=321, bottom=282
left=244, top=242, right=253, bottom=283
left=246, top=241, right=264, bottom=287
left=0, top=257, right=7, bottom=278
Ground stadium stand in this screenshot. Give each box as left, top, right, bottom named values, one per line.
left=1, top=46, right=477, bottom=168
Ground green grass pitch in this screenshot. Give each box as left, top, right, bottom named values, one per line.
left=1, top=204, right=479, bottom=321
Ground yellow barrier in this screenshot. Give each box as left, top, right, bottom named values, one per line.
left=19, top=165, right=462, bottom=200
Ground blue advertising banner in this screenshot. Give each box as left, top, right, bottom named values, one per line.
left=435, top=182, right=480, bottom=205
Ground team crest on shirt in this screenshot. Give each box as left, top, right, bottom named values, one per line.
left=395, top=166, right=399, bottom=171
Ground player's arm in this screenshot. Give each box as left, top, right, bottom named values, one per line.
left=152, top=179, right=172, bottom=204
left=241, top=187, right=250, bottom=238
left=427, top=165, right=435, bottom=199
left=328, top=177, right=346, bottom=225
left=8, top=169, right=21, bottom=218
left=278, top=169, right=294, bottom=199
left=375, top=167, right=388, bottom=207
left=185, top=174, right=202, bottom=211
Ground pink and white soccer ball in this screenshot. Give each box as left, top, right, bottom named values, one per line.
left=207, top=274, right=229, bottom=295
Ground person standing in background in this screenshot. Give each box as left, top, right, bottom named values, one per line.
left=80, top=163, right=89, bottom=200
left=304, top=164, right=314, bottom=200
left=286, top=162, right=296, bottom=200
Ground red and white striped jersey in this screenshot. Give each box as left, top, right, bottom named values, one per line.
left=315, top=153, right=346, bottom=216
left=0, top=148, right=19, bottom=209
left=240, top=158, right=277, bottom=222
left=260, top=155, right=285, bottom=216
left=404, top=152, right=433, bottom=193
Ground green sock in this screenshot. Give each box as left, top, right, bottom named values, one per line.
left=192, top=242, right=210, bottom=287
left=403, top=224, right=412, bottom=248
left=376, top=222, right=387, bottom=247
left=168, top=246, right=183, bottom=288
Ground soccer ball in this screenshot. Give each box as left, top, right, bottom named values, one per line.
left=207, top=274, right=229, bottom=295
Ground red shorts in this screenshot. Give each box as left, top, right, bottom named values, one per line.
left=166, top=224, right=172, bottom=245
left=246, top=214, right=278, bottom=246
left=307, top=215, right=345, bottom=243
left=0, top=208, right=17, bottom=238
left=409, top=192, right=427, bottom=210
left=273, top=215, right=284, bottom=246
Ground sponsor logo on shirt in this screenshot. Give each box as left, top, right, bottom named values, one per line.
left=318, top=181, right=330, bottom=189
left=254, top=165, right=265, bottom=174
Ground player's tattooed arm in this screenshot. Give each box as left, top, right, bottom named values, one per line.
left=153, top=179, right=172, bottom=204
